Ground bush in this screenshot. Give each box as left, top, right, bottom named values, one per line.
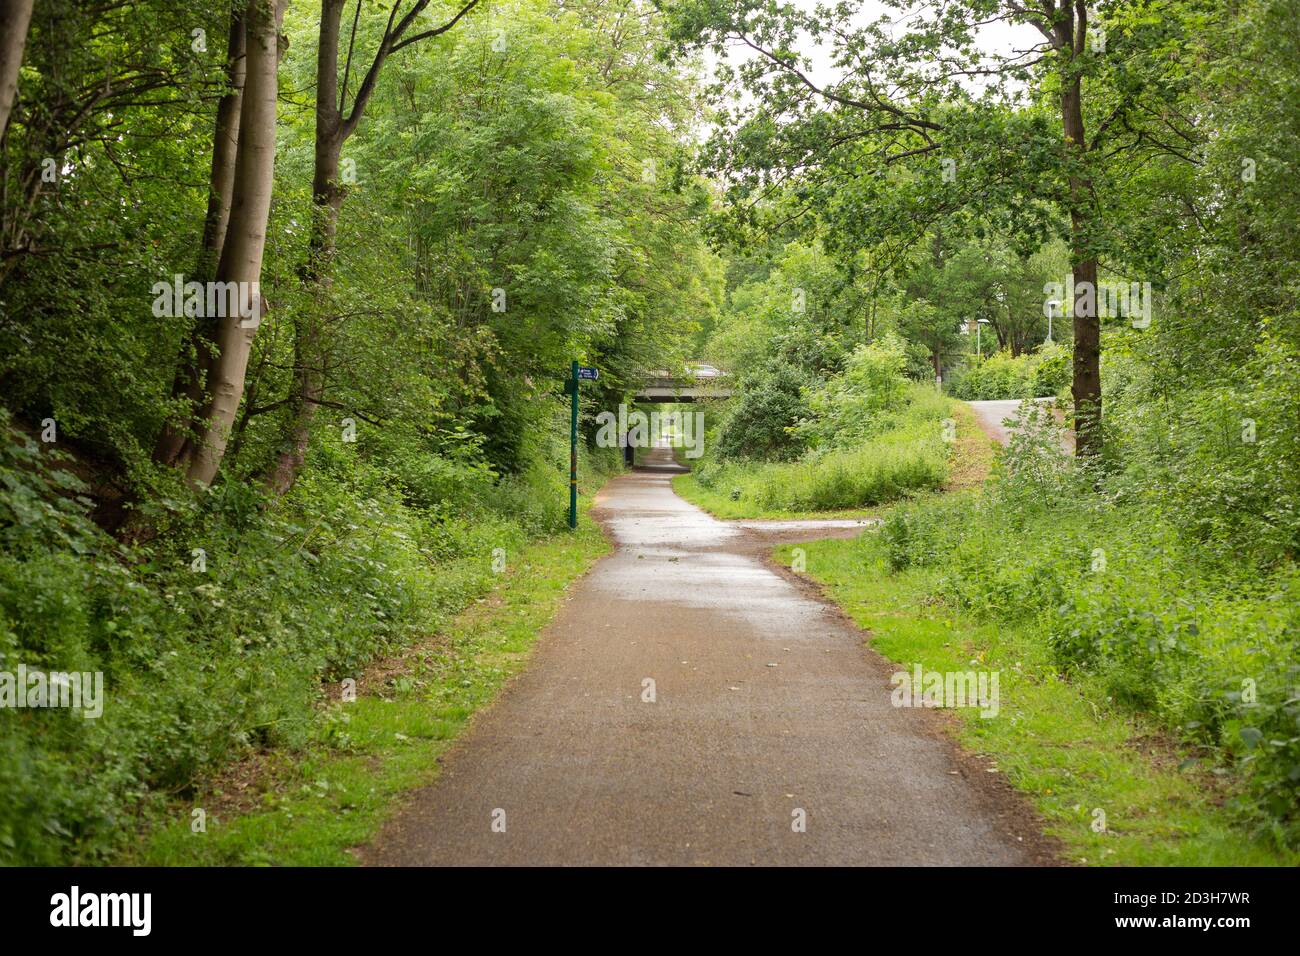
left=695, top=383, right=951, bottom=511
left=1104, top=335, right=1300, bottom=565
left=712, top=361, right=812, bottom=461
left=950, top=342, right=1071, bottom=400
left=1033, top=341, right=1072, bottom=396
left=871, top=400, right=1300, bottom=847
left=794, top=334, right=910, bottom=449
left=0, top=409, right=618, bottom=864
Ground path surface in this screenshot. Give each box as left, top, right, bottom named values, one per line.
left=967, top=398, right=1072, bottom=450
left=362, top=446, right=1046, bottom=866
left=967, top=399, right=1039, bottom=445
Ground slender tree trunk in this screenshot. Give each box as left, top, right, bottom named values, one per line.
left=264, top=0, right=345, bottom=495
left=994, top=318, right=1010, bottom=355
left=0, top=0, right=34, bottom=141
left=259, top=0, right=478, bottom=494
left=155, top=8, right=247, bottom=466
left=198, top=11, right=249, bottom=280
left=265, top=298, right=329, bottom=493
left=185, top=0, right=287, bottom=488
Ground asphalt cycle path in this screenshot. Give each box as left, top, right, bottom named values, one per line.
left=362, top=444, right=1049, bottom=866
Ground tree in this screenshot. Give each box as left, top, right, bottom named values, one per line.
left=0, top=0, right=34, bottom=140
left=263, top=0, right=480, bottom=494
left=183, top=0, right=289, bottom=488
left=154, top=6, right=249, bottom=468
left=918, top=233, right=1063, bottom=358
left=662, top=0, right=1201, bottom=457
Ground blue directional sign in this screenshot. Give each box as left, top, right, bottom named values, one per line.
left=577, top=366, right=599, bottom=381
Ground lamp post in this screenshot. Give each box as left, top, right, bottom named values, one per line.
left=977, top=318, right=991, bottom=359
left=1045, top=299, right=1061, bottom=344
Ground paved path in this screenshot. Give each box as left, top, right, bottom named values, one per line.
left=362, top=446, right=1046, bottom=866
left=966, top=398, right=1073, bottom=451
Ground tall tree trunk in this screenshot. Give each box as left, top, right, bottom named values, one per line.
left=1053, top=1, right=1102, bottom=458
left=155, top=8, right=247, bottom=466
left=184, top=0, right=287, bottom=488
left=198, top=10, right=250, bottom=280
left=265, top=303, right=328, bottom=493
left=0, top=0, right=34, bottom=141
left=261, top=0, right=479, bottom=495
left=1062, top=73, right=1101, bottom=458
left=264, top=0, right=345, bottom=495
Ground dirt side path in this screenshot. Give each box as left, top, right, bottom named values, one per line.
left=360, top=446, right=1054, bottom=866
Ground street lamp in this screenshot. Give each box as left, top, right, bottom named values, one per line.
left=977, top=318, right=991, bottom=359
left=1044, top=299, right=1061, bottom=344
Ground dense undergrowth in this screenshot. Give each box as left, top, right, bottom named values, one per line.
left=875, top=377, right=1300, bottom=848
left=948, top=343, right=1072, bottom=401
left=0, top=409, right=620, bottom=864
left=689, top=338, right=953, bottom=513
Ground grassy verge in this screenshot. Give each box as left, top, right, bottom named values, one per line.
left=775, top=533, right=1298, bottom=866
left=126, top=514, right=611, bottom=866
left=670, top=472, right=883, bottom=520
left=674, top=394, right=992, bottom=520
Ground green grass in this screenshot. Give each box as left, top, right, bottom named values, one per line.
left=674, top=392, right=991, bottom=521
left=671, top=471, right=883, bottom=520
left=126, top=514, right=611, bottom=866
left=775, top=533, right=1299, bottom=866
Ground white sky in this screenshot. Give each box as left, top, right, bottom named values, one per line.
left=701, top=0, right=1043, bottom=110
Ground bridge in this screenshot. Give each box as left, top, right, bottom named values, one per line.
left=634, top=363, right=732, bottom=402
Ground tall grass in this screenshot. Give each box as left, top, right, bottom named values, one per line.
left=694, top=383, right=951, bottom=511
left=877, top=403, right=1300, bottom=847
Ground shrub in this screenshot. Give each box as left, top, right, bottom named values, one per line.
left=712, top=361, right=812, bottom=461
left=869, top=399, right=1300, bottom=847
left=794, top=334, right=910, bottom=449
left=950, top=342, right=1071, bottom=400
left=0, top=410, right=617, bottom=864
left=1033, top=341, right=1072, bottom=395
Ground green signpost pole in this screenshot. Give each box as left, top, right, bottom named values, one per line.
left=569, top=359, right=579, bottom=530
